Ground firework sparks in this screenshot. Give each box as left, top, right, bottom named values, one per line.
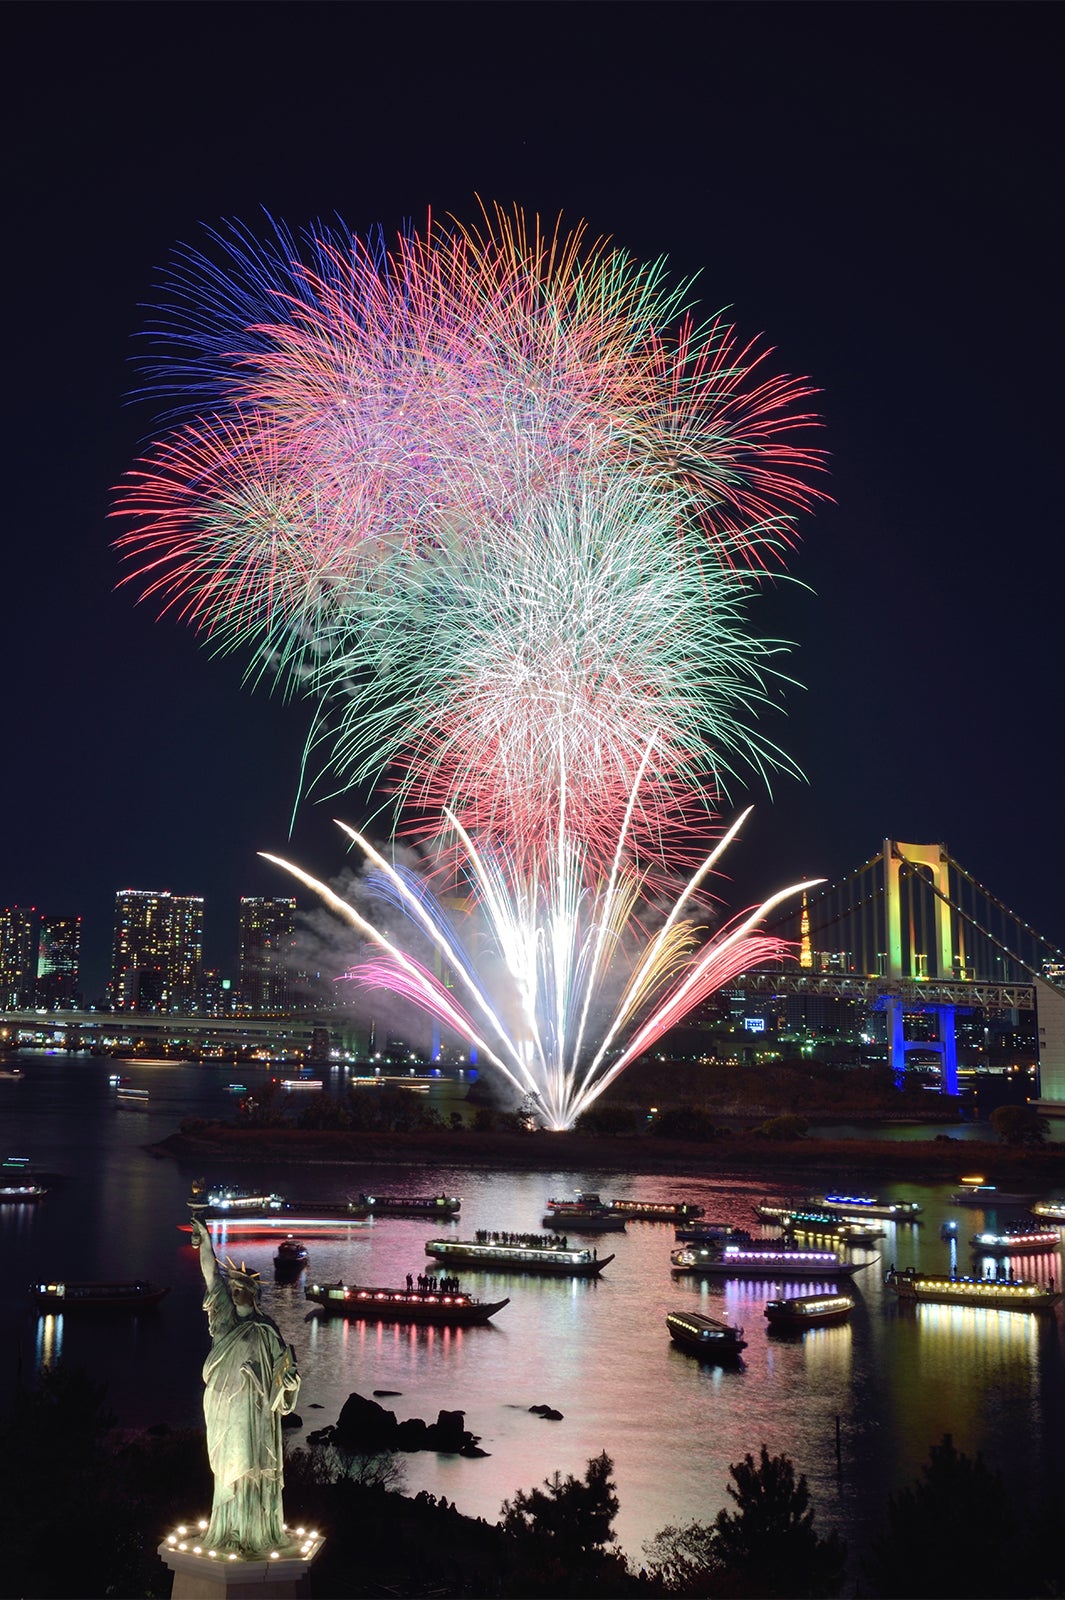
left=263, top=807, right=818, bottom=1130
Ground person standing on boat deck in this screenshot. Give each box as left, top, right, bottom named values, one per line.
left=190, top=1217, right=300, bottom=1556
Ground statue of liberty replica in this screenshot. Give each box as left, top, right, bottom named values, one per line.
left=190, top=1217, right=301, bottom=1555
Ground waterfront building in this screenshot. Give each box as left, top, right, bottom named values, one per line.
left=0, top=906, right=37, bottom=1008
left=110, top=889, right=204, bottom=1012
left=35, top=914, right=81, bottom=1008
left=238, top=897, right=296, bottom=1014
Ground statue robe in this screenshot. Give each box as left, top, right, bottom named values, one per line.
left=201, top=1274, right=300, bottom=1555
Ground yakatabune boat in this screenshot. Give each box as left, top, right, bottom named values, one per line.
left=305, top=1281, right=508, bottom=1324
left=970, top=1228, right=1061, bottom=1255
left=180, top=1187, right=372, bottom=1234
left=755, top=1203, right=883, bottom=1242
left=675, top=1223, right=753, bottom=1244
left=764, top=1292, right=856, bottom=1329
left=425, top=1235, right=614, bottom=1276
left=1033, top=1200, right=1065, bottom=1223
left=808, top=1193, right=922, bottom=1220
left=608, top=1199, right=704, bottom=1221
left=542, top=1192, right=626, bottom=1230
left=951, top=1179, right=1042, bottom=1207
left=884, top=1267, right=1061, bottom=1311
left=671, top=1244, right=867, bottom=1279
left=666, top=1310, right=747, bottom=1358
left=31, top=1280, right=170, bottom=1311
left=356, top=1193, right=461, bottom=1217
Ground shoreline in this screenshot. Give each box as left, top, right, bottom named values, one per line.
left=150, top=1124, right=1065, bottom=1187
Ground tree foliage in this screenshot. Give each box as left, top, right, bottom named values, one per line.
left=988, top=1103, right=1048, bottom=1146
left=864, top=1433, right=1038, bottom=1598
left=644, top=1444, right=845, bottom=1598
left=500, top=1451, right=637, bottom=1595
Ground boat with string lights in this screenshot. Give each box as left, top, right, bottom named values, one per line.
left=607, top=1199, right=704, bottom=1222
left=305, top=1281, right=508, bottom=1325
left=355, top=1192, right=461, bottom=1218
left=543, top=1192, right=627, bottom=1230
left=807, top=1193, right=922, bottom=1221
left=31, top=1280, right=170, bottom=1311
left=764, top=1292, right=856, bottom=1329
left=674, top=1222, right=753, bottom=1245
left=884, top=1266, right=1060, bottom=1311
left=665, top=1310, right=747, bottom=1359
left=1033, top=1200, right=1065, bottom=1223
left=179, top=1185, right=372, bottom=1234
left=969, top=1227, right=1061, bottom=1255
left=671, top=1243, right=869, bottom=1279
left=425, top=1234, right=614, bottom=1276
left=755, top=1203, right=884, bottom=1243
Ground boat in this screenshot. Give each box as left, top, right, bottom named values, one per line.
left=542, top=1192, right=627, bottom=1231
left=274, top=1237, right=309, bottom=1272
left=808, top=1193, right=922, bottom=1221
left=178, top=1202, right=371, bottom=1235
left=356, top=1192, right=461, bottom=1217
left=884, top=1266, right=1061, bottom=1312
left=30, top=1280, right=170, bottom=1311
left=115, top=1086, right=149, bottom=1106
left=280, top=1077, right=323, bottom=1090
left=784, top=1217, right=883, bottom=1246
left=0, top=1181, right=47, bottom=1202
left=671, top=1243, right=870, bottom=1279
left=305, top=1281, right=508, bottom=1325
left=608, top=1199, right=705, bottom=1222
left=424, top=1234, right=614, bottom=1276
left=970, top=1227, right=1062, bottom=1255
left=666, top=1310, right=747, bottom=1358
left=1033, top=1200, right=1065, bottom=1223
left=675, top=1223, right=753, bottom=1244
left=764, top=1292, right=856, bottom=1329
left=756, top=1203, right=884, bottom=1242
left=0, top=1065, right=23, bottom=1080
left=951, top=1178, right=1042, bottom=1207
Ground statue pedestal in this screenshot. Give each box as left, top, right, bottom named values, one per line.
left=158, top=1526, right=324, bottom=1599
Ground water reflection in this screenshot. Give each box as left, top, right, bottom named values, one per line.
left=35, top=1312, right=63, bottom=1368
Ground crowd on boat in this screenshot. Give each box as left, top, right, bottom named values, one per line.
left=406, top=1272, right=462, bottom=1294
left=474, top=1228, right=570, bottom=1249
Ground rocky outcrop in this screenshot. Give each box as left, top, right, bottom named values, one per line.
left=307, top=1392, right=489, bottom=1456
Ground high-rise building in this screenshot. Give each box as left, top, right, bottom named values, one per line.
left=0, top=906, right=37, bottom=1008
left=36, top=915, right=82, bottom=1008
left=238, top=897, right=296, bottom=1014
left=110, top=890, right=204, bottom=1012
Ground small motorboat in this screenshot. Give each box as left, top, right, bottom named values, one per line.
left=666, top=1310, right=747, bottom=1359
left=764, top=1292, right=856, bottom=1330
left=274, top=1237, right=309, bottom=1273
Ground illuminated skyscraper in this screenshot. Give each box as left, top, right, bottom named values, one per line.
left=0, top=906, right=37, bottom=1008
left=110, top=890, right=204, bottom=1012
left=36, top=915, right=82, bottom=1008
left=238, top=897, right=296, bottom=1014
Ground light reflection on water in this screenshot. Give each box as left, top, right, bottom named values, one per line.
left=2, top=1054, right=1064, bottom=1565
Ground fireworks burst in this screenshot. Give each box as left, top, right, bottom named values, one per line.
left=115, top=204, right=824, bottom=1123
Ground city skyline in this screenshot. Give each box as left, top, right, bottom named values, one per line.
left=4, top=5, right=1062, bottom=1003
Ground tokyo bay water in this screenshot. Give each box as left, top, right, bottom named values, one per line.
left=3, top=1052, right=1065, bottom=1568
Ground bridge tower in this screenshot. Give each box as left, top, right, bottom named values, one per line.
left=882, top=840, right=959, bottom=1094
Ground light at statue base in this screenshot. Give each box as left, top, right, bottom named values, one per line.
left=159, top=1518, right=323, bottom=1599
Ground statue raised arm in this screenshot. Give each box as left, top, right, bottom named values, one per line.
left=189, top=1216, right=300, bottom=1556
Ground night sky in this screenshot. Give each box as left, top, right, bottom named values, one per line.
left=6, top=2, right=1062, bottom=998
